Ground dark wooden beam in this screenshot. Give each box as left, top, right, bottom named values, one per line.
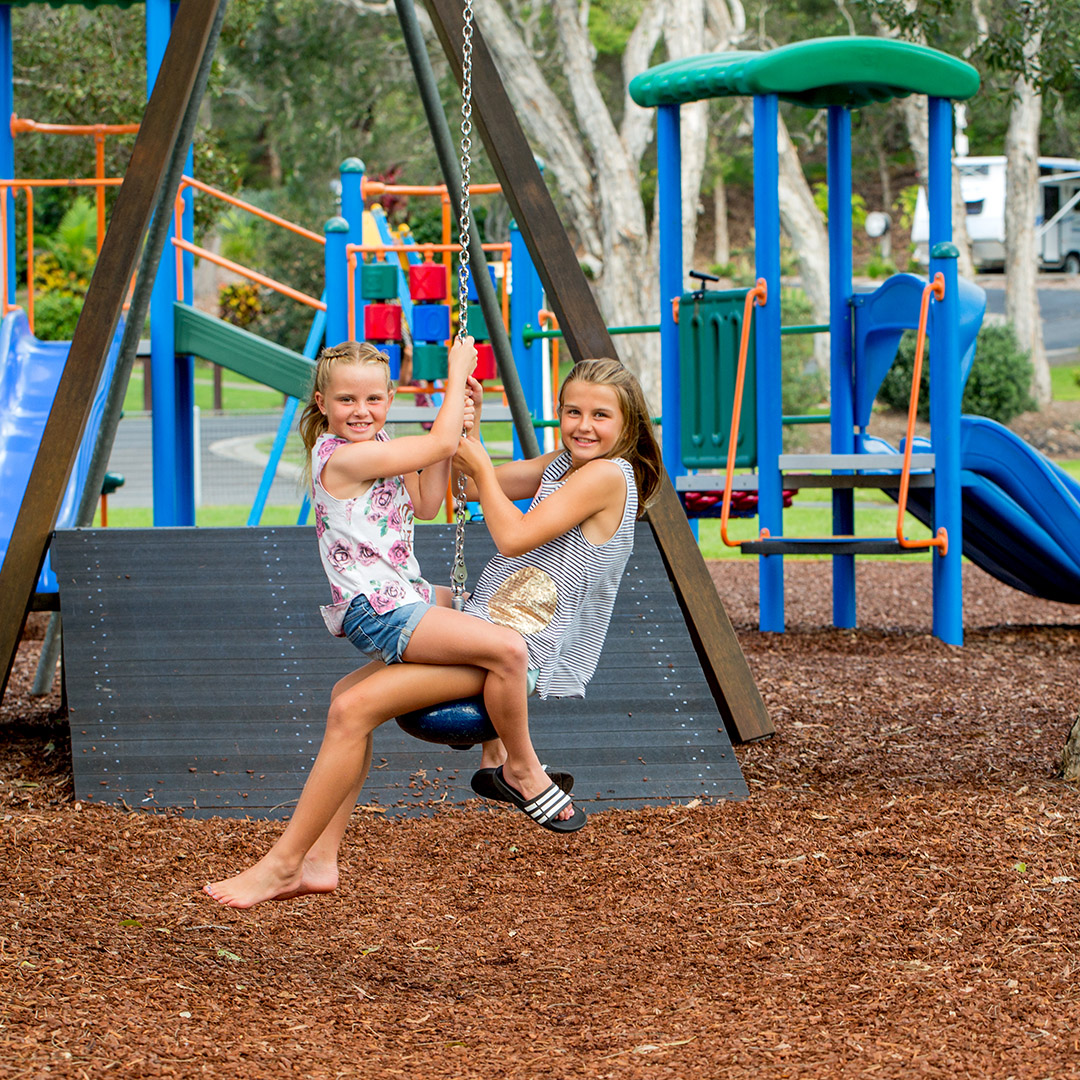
left=423, top=0, right=773, bottom=742
left=0, top=0, right=224, bottom=697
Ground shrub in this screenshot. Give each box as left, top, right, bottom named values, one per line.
left=876, top=322, right=1035, bottom=424
left=33, top=292, right=84, bottom=341
left=779, top=287, right=825, bottom=417
left=219, top=281, right=263, bottom=329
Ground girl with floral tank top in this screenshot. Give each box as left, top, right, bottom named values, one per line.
left=205, top=354, right=663, bottom=909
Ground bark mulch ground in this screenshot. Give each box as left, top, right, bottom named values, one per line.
left=2, top=563, right=1079, bottom=1079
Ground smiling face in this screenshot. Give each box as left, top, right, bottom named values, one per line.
left=558, top=381, right=625, bottom=468
left=314, top=361, right=393, bottom=443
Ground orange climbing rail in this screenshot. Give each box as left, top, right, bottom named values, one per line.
left=896, top=273, right=948, bottom=554
left=720, top=279, right=768, bottom=547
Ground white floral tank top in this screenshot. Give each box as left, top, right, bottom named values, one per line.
left=312, top=432, right=432, bottom=637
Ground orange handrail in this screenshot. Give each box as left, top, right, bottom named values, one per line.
left=720, top=279, right=768, bottom=546
left=176, top=176, right=325, bottom=245
left=172, top=236, right=325, bottom=311
left=0, top=184, right=34, bottom=329
left=896, top=273, right=948, bottom=554
left=11, top=117, right=138, bottom=252
left=361, top=179, right=503, bottom=198
left=539, top=308, right=560, bottom=414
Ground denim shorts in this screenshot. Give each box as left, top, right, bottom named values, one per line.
left=341, top=593, right=431, bottom=665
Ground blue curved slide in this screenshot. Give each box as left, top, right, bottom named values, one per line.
left=867, top=417, right=1080, bottom=604
left=0, top=309, right=121, bottom=594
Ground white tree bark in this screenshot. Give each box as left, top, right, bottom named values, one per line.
left=1004, top=30, right=1050, bottom=408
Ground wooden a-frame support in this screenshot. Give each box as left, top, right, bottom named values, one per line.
left=0, top=0, right=224, bottom=698
left=423, top=0, right=773, bottom=742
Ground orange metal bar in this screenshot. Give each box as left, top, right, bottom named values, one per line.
left=539, top=309, right=560, bottom=415
left=173, top=192, right=185, bottom=301
left=0, top=184, right=36, bottom=329
left=361, top=179, right=502, bottom=198
left=721, top=280, right=768, bottom=547
left=0, top=177, right=122, bottom=188
left=94, top=134, right=106, bottom=254
left=177, top=176, right=325, bottom=245
left=11, top=116, right=139, bottom=136
left=347, top=240, right=511, bottom=257
left=172, top=237, right=326, bottom=311
left=347, top=250, right=357, bottom=340
left=896, top=273, right=948, bottom=554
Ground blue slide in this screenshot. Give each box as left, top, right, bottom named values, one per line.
left=865, top=417, right=1080, bottom=604
left=0, top=309, right=121, bottom=594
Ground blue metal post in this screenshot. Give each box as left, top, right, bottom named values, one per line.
left=827, top=106, right=856, bottom=628
left=753, top=94, right=784, bottom=632
left=147, top=0, right=191, bottom=524
left=510, top=221, right=544, bottom=460
left=340, top=158, right=366, bottom=340
left=927, top=96, right=963, bottom=645
left=0, top=7, right=14, bottom=306
left=657, top=103, right=683, bottom=478
left=324, top=217, right=349, bottom=346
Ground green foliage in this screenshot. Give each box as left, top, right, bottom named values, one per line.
left=864, top=254, right=899, bottom=279
left=877, top=323, right=1036, bottom=424
left=43, top=196, right=97, bottom=277
left=779, top=288, right=826, bottom=418
left=588, top=0, right=646, bottom=55
left=812, top=183, right=868, bottom=232
left=33, top=292, right=84, bottom=341
left=893, top=185, right=921, bottom=231
left=218, top=282, right=263, bottom=329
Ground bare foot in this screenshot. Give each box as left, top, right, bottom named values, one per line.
left=269, top=857, right=339, bottom=902
left=203, top=854, right=307, bottom=910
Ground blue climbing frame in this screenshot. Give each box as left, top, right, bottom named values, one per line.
left=630, top=37, right=981, bottom=645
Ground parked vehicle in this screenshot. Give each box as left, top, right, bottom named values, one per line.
left=912, top=156, right=1080, bottom=273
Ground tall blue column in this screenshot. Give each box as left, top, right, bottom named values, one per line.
left=324, top=217, right=350, bottom=346
left=0, top=7, right=14, bottom=307
left=147, top=0, right=195, bottom=524
left=657, top=103, right=683, bottom=478
left=753, top=94, right=784, bottom=632
left=827, top=106, right=856, bottom=628
left=927, top=96, right=963, bottom=645
left=340, top=158, right=365, bottom=341
left=509, top=220, right=543, bottom=459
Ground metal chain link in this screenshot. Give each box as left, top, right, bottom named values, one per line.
left=450, top=0, right=475, bottom=612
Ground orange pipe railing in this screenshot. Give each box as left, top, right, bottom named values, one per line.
left=721, top=280, right=768, bottom=547
left=11, top=116, right=138, bottom=253
left=0, top=184, right=34, bottom=328
left=538, top=309, right=560, bottom=414
left=361, top=179, right=502, bottom=198
left=896, top=273, right=948, bottom=554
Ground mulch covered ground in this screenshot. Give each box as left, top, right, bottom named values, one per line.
left=2, top=561, right=1079, bottom=1079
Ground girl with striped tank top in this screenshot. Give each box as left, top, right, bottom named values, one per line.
left=205, top=358, right=662, bottom=909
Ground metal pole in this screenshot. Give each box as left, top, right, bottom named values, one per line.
left=393, top=0, right=539, bottom=458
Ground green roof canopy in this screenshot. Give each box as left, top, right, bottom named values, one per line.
left=629, top=37, right=979, bottom=110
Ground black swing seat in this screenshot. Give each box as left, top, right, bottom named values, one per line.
left=396, top=695, right=496, bottom=749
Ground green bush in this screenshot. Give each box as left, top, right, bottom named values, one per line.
left=780, top=287, right=825, bottom=417
left=33, top=292, right=84, bottom=341
left=876, top=322, right=1035, bottom=424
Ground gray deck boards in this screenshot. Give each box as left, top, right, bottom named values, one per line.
left=52, top=524, right=747, bottom=817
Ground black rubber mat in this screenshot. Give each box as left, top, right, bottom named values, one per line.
left=52, top=524, right=748, bottom=817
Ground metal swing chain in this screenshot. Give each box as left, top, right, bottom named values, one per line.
left=450, top=0, right=475, bottom=611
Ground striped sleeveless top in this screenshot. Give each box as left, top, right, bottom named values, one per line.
left=463, top=453, right=637, bottom=699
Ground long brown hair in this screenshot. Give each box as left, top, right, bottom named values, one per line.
left=299, top=341, right=391, bottom=485
left=557, top=358, right=663, bottom=514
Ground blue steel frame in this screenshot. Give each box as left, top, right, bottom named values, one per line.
left=652, top=90, right=965, bottom=645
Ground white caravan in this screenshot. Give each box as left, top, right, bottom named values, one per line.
left=912, top=156, right=1080, bottom=273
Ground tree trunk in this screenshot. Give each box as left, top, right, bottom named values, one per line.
left=1004, top=31, right=1050, bottom=409
left=713, top=172, right=730, bottom=268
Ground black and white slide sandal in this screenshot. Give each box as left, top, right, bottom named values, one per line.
left=490, top=766, right=587, bottom=833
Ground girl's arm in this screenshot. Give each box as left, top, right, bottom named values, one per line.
left=322, top=338, right=476, bottom=495
left=406, top=378, right=479, bottom=519
left=454, top=438, right=626, bottom=557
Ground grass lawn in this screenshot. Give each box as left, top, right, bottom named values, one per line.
left=123, top=360, right=289, bottom=414
left=1050, top=364, right=1080, bottom=402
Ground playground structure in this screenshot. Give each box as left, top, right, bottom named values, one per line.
left=630, top=37, right=1080, bottom=646
left=0, top=0, right=773, bottom=814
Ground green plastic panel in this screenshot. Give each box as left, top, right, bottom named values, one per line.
left=412, top=343, right=448, bottom=381
left=629, top=37, right=979, bottom=110
left=360, top=263, right=398, bottom=301
left=173, top=304, right=316, bottom=400
left=466, top=302, right=489, bottom=341
left=679, top=288, right=756, bottom=470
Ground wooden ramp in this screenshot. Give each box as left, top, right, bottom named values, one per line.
left=52, top=525, right=748, bottom=818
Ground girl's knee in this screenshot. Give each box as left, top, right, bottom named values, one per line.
left=325, top=690, right=377, bottom=741
left=496, top=629, right=530, bottom=675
